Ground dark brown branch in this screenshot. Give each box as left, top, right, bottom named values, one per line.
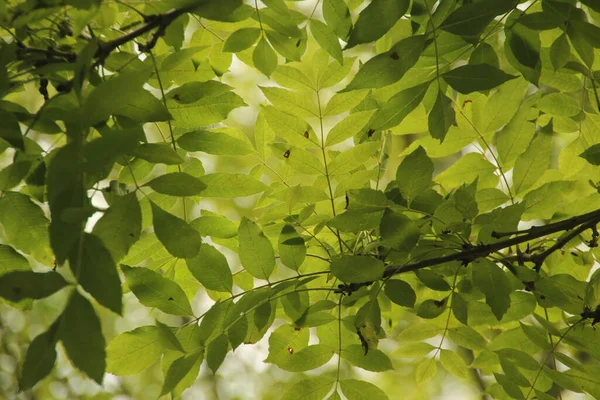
left=94, top=3, right=200, bottom=61
left=335, top=208, right=600, bottom=294
left=383, top=208, right=600, bottom=279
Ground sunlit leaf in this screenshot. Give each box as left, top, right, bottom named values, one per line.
left=106, top=326, right=162, bottom=375
left=224, top=27, right=261, bottom=52
left=396, top=146, right=434, bottom=205
left=121, top=265, right=194, bottom=316
left=150, top=201, right=201, bottom=259
left=344, top=35, right=425, bottom=91
left=238, top=217, right=276, bottom=280
left=186, top=244, right=233, bottom=293
left=347, top=0, right=409, bottom=48
left=472, top=260, right=512, bottom=320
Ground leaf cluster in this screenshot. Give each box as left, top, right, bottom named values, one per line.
left=1, top=0, right=600, bottom=399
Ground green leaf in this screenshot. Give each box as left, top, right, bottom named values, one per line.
left=270, top=143, right=325, bottom=175
left=384, top=279, right=416, bottom=308
left=310, top=20, right=342, bottom=64
left=443, top=64, right=517, bottom=94
left=343, top=35, right=426, bottom=91
left=156, top=321, right=185, bottom=353
left=161, top=351, right=203, bottom=396
left=281, top=377, right=335, bottom=400
left=59, top=291, right=106, bottom=383
left=272, top=65, right=314, bottom=91
left=0, top=191, right=52, bottom=265
left=132, top=143, right=184, bottom=164
left=416, top=269, right=451, bottom=291
left=550, top=33, right=570, bottom=70
left=340, top=379, right=389, bottom=400
left=397, top=322, right=444, bottom=341
left=278, top=224, right=306, bottom=271
left=0, top=161, right=30, bottom=191
left=328, top=210, right=384, bottom=233
left=322, top=0, right=351, bottom=40
left=396, top=146, right=434, bottom=205
left=0, top=244, right=30, bottom=275
left=238, top=217, right=276, bottom=280
left=415, top=357, right=437, bottom=384
left=507, top=22, right=540, bottom=70
left=260, top=87, right=318, bottom=118
left=341, top=345, right=393, bottom=372
left=440, top=0, right=514, bottom=37
left=579, top=143, right=600, bottom=166
left=394, top=342, right=436, bottom=358
left=347, top=0, right=409, bottom=48
left=167, top=87, right=246, bottom=130
left=150, top=201, right=201, bottom=259
left=0, top=109, right=24, bottom=150
left=186, top=244, right=233, bottom=293
left=417, top=298, right=448, bottom=319
left=439, top=349, right=469, bottom=379
left=145, top=172, right=207, bottom=196
left=206, top=334, right=229, bottom=373
left=379, top=209, right=420, bottom=252
left=266, top=323, right=308, bottom=363
left=19, top=325, right=58, bottom=390
left=328, top=142, right=380, bottom=175
left=370, top=83, right=430, bottom=131
left=323, top=90, right=368, bottom=116
left=261, top=106, right=316, bottom=148
left=82, top=71, right=151, bottom=126
left=472, top=260, right=512, bottom=320
left=121, top=265, right=194, bottom=316
left=177, top=129, right=254, bottom=155
left=469, top=43, right=500, bottom=68
left=224, top=27, right=261, bottom=52
left=198, top=173, right=267, bottom=198
left=273, top=344, right=334, bottom=372
left=538, top=93, right=580, bottom=117
left=253, top=37, right=278, bottom=77
left=265, top=29, right=306, bottom=62
left=512, top=129, right=552, bottom=195
left=519, top=322, right=550, bottom=351
left=325, top=110, right=376, bottom=147
left=330, top=255, right=384, bottom=283
left=68, top=234, right=122, bottom=314
left=106, top=326, right=162, bottom=375
left=93, top=193, right=141, bottom=263
left=0, top=271, right=67, bottom=302
left=189, top=214, right=237, bottom=238
left=584, top=269, right=600, bottom=311
left=428, top=90, right=455, bottom=142
left=435, top=153, right=498, bottom=189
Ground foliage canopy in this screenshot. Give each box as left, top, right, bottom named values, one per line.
left=1, top=0, right=600, bottom=398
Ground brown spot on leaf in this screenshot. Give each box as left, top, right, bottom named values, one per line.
left=287, top=347, right=294, bottom=354
left=283, top=150, right=291, bottom=158
left=303, top=131, right=309, bottom=138
left=390, top=51, right=400, bottom=60
left=367, top=129, right=375, bottom=137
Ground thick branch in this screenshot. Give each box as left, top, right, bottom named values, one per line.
left=95, top=3, right=202, bottom=60
left=384, top=208, right=600, bottom=278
